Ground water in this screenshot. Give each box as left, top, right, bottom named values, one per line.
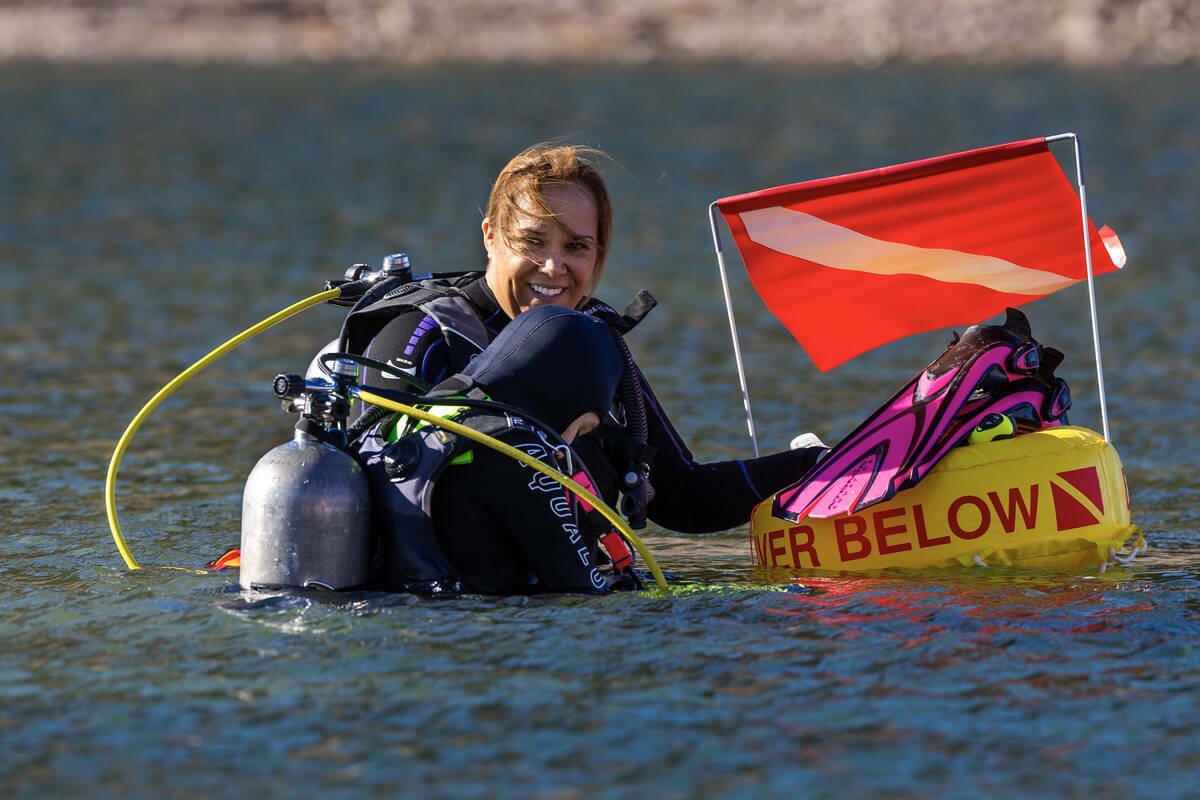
left=3, top=63, right=1199, bottom=797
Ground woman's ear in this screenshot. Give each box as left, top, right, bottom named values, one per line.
left=481, top=217, right=494, bottom=259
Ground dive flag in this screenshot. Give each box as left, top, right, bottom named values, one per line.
left=716, top=137, right=1126, bottom=372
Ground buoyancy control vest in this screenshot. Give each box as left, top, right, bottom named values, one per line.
left=355, top=405, right=584, bottom=593
left=340, top=273, right=492, bottom=367
left=340, top=272, right=662, bottom=529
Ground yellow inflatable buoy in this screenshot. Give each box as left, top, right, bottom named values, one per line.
left=751, top=426, right=1142, bottom=571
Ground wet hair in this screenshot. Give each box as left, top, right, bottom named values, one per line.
left=485, top=143, right=614, bottom=300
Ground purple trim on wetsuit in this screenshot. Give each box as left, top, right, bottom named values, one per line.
left=481, top=308, right=507, bottom=337
left=405, top=314, right=439, bottom=357
left=420, top=337, right=450, bottom=385
left=735, top=461, right=761, bottom=497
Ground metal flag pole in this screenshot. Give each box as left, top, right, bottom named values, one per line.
left=1046, top=132, right=1111, bottom=443
left=709, top=201, right=760, bottom=457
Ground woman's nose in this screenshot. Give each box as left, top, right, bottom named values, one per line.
left=540, top=252, right=567, bottom=275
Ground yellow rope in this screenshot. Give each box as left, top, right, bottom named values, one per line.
left=358, top=389, right=670, bottom=593
left=104, top=288, right=343, bottom=570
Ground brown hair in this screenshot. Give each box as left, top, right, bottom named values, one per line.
left=485, top=143, right=614, bottom=296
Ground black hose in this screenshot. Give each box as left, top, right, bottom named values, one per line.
left=610, top=330, right=653, bottom=528
left=345, top=405, right=393, bottom=444
left=317, top=351, right=432, bottom=393
left=612, top=332, right=648, bottom=445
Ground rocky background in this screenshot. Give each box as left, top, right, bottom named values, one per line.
left=1, top=0, right=1197, bottom=66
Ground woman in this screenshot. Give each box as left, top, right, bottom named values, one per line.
left=342, top=142, right=826, bottom=534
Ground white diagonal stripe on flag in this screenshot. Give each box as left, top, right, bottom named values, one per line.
left=740, top=205, right=1079, bottom=296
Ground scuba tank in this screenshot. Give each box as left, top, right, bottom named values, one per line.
left=239, top=256, right=418, bottom=591
left=240, top=360, right=370, bottom=591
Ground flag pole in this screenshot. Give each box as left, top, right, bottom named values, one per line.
left=709, top=201, right=760, bottom=456
left=1046, top=132, right=1111, bottom=442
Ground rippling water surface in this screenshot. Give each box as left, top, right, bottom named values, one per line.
left=2, top=64, right=1198, bottom=797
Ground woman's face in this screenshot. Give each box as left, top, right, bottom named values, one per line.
left=483, top=183, right=600, bottom=319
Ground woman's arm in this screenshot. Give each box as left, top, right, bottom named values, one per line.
left=638, top=369, right=827, bottom=533
left=578, top=296, right=825, bottom=533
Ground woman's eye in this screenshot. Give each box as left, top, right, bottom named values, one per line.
left=567, top=241, right=592, bottom=253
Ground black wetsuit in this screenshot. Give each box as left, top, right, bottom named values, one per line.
left=355, top=272, right=826, bottom=533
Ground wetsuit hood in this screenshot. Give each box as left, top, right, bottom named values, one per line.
left=440, top=305, right=623, bottom=434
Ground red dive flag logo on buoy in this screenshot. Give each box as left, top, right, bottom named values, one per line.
left=1051, top=467, right=1105, bottom=531
left=715, top=138, right=1126, bottom=371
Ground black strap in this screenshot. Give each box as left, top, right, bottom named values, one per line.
left=596, top=421, right=656, bottom=464
left=621, top=290, right=658, bottom=330
left=581, top=289, right=657, bottom=335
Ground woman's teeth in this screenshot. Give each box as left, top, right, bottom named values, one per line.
left=530, top=284, right=562, bottom=296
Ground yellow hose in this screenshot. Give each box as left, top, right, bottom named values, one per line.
left=105, top=285, right=669, bottom=595
left=105, top=288, right=342, bottom=570
left=357, top=389, right=669, bottom=594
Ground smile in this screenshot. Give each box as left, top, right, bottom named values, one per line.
left=530, top=284, right=566, bottom=297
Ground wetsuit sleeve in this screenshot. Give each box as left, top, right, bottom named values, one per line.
left=362, top=310, right=455, bottom=390
left=638, top=367, right=828, bottom=533
left=432, top=431, right=607, bottom=595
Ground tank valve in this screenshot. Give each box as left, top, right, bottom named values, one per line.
left=272, top=368, right=355, bottom=427
left=274, top=373, right=306, bottom=400
left=381, top=252, right=411, bottom=280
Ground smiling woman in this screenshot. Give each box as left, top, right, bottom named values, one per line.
left=333, top=141, right=830, bottom=592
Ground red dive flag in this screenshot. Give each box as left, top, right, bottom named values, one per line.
left=715, top=137, right=1126, bottom=372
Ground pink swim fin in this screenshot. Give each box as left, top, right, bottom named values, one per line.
left=774, top=308, right=1071, bottom=522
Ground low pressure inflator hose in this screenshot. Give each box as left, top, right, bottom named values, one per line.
left=105, top=287, right=342, bottom=570
left=105, top=282, right=670, bottom=594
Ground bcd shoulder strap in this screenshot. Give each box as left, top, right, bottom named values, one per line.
left=341, top=272, right=489, bottom=357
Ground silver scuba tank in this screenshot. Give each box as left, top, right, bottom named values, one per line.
left=240, top=426, right=370, bottom=591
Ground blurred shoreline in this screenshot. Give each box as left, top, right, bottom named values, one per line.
left=1, top=0, right=1197, bottom=66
